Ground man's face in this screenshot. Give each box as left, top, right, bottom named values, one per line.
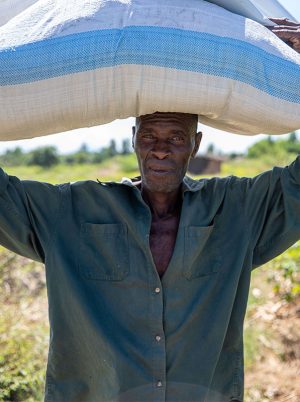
left=132, top=112, right=201, bottom=193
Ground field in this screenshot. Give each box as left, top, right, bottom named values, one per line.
left=0, top=154, right=299, bottom=401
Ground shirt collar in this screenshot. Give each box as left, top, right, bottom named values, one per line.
left=121, top=176, right=205, bottom=193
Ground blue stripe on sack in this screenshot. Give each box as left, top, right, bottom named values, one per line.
left=1, top=26, right=300, bottom=103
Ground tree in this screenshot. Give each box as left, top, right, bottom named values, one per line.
left=285, top=132, right=300, bottom=154
left=72, top=144, right=91, bottom=164
left=121, top=139, right=131, bottom=155
left=28, top=146, right=59, bottom=168
left=247, top=138, right=277, bottom=158
left=79, top=143, right=89, bottom=153
left=288, top=132, right=297, bottom=143
left=207, top=143, right=215, bottom=155
left=1, top=147, right=26, bottom=166
left=108, top=139, right=117, bottom=157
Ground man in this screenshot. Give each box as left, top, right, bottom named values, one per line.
left=1, top=109, right=300, bottom=401
left=1, top=20, right=300, bottom=402
left=131, top=112, right=201, bottom=278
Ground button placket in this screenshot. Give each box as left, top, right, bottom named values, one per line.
left=151, top=282, right=166, bottom=399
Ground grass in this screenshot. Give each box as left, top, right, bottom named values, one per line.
left=0, top=250, right=47, bottom=402
left=221, top=153, right=298, bottom=178
left=2, top=151, right=297, bottom=184
left=2, top=154, right=140, bottom=184
left=244, top=268, right=273, bottom=368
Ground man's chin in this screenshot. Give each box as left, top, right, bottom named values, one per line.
left=142, top=177, right=182, bottom=193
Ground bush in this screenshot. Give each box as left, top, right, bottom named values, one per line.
left=267, top=242, right=300, bottom=302
left=0, top=250, right=47, bottom=401
left=0, top=147, right=29, bottom=167
left=28, top=146, right=59, bottom=168
left=247, top=133, right=300, bottom=163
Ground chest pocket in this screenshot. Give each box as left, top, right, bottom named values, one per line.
left=183, top=225, right=221, bottom=279
left=79, top=223, right=129, bottom=280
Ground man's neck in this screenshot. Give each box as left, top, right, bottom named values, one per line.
left=141, top=186, right=182, bottom=220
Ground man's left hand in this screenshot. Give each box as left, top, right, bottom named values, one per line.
left=267, top=18, right=300, bottom=53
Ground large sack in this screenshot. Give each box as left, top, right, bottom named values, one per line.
left=1, top=0, right=294, bottom=28
left=0, top=0, right=300, bottom=140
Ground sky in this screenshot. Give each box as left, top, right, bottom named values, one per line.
left=0, top=0, right=299, bottom=156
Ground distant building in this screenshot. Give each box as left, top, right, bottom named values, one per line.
left=188, top=154, right=225, bottom=175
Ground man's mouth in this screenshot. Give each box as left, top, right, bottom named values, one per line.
left=148, top=166, right=175, bottom=175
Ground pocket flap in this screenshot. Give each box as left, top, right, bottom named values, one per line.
left=79, top=223, right=129, bottom=281
left=184, top=225, right=220, bottom=279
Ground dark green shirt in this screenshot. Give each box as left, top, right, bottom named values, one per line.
left=0, top=158, right=300, bottom=402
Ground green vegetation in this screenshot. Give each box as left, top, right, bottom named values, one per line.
left=247, top=132, right=300, bottom=164
left=267, top=242, right=300, bottom=302
left=243, top=243, right=300, bottom=370
left=0, top=139, right=132, bottom=169
left=2, top=153, right=139, bottom=184
left=0, top=251, right=47, bottom=402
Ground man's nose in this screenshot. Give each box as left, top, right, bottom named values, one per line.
left=151, top=141, right=170, bottom=159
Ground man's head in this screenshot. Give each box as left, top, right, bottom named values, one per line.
left=132, top=112, right=202, bottom=193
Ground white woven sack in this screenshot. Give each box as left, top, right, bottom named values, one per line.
left=0, top=0, right=300, bottom=140
left=1, top=0, right=294, bottom=28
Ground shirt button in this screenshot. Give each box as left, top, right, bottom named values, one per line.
left=154, top=287, right=161, bottom=294
left=156, top=380, right=163, bottom=387
left=155, top=335, right=161, bottom=342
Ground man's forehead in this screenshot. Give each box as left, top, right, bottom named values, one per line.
left=135, top=112, right=198, bottom=131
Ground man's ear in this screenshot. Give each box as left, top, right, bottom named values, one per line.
left=132, top=126, right=136, bottom=148
left=191, top=131, right=202, bottom=158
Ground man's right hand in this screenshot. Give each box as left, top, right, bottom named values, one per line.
left=267, top=18, right=300, bottom=53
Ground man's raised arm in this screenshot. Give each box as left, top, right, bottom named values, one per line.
left=0, top=167, right=62, bottom=262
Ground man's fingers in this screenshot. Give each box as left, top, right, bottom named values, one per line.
left=268, top=17, right=300, bottom=27
left=270, top=25, right=299, bottom=31
left=267, top=18, right=300, bottom=53
left=271, top=30, right=300, bottom=52
left=266, top=25, right=300, bottom=32
left=290, top=37, right=300, bottom=46
left=271, top=29, right=300, bottom=39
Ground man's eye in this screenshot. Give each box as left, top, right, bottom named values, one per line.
left=142, top=133, right=154, bottom=139
left=171, top=136, right=184, bottom=142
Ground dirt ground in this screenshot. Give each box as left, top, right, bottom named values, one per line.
left=245, top=300, right=300, bottom=402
